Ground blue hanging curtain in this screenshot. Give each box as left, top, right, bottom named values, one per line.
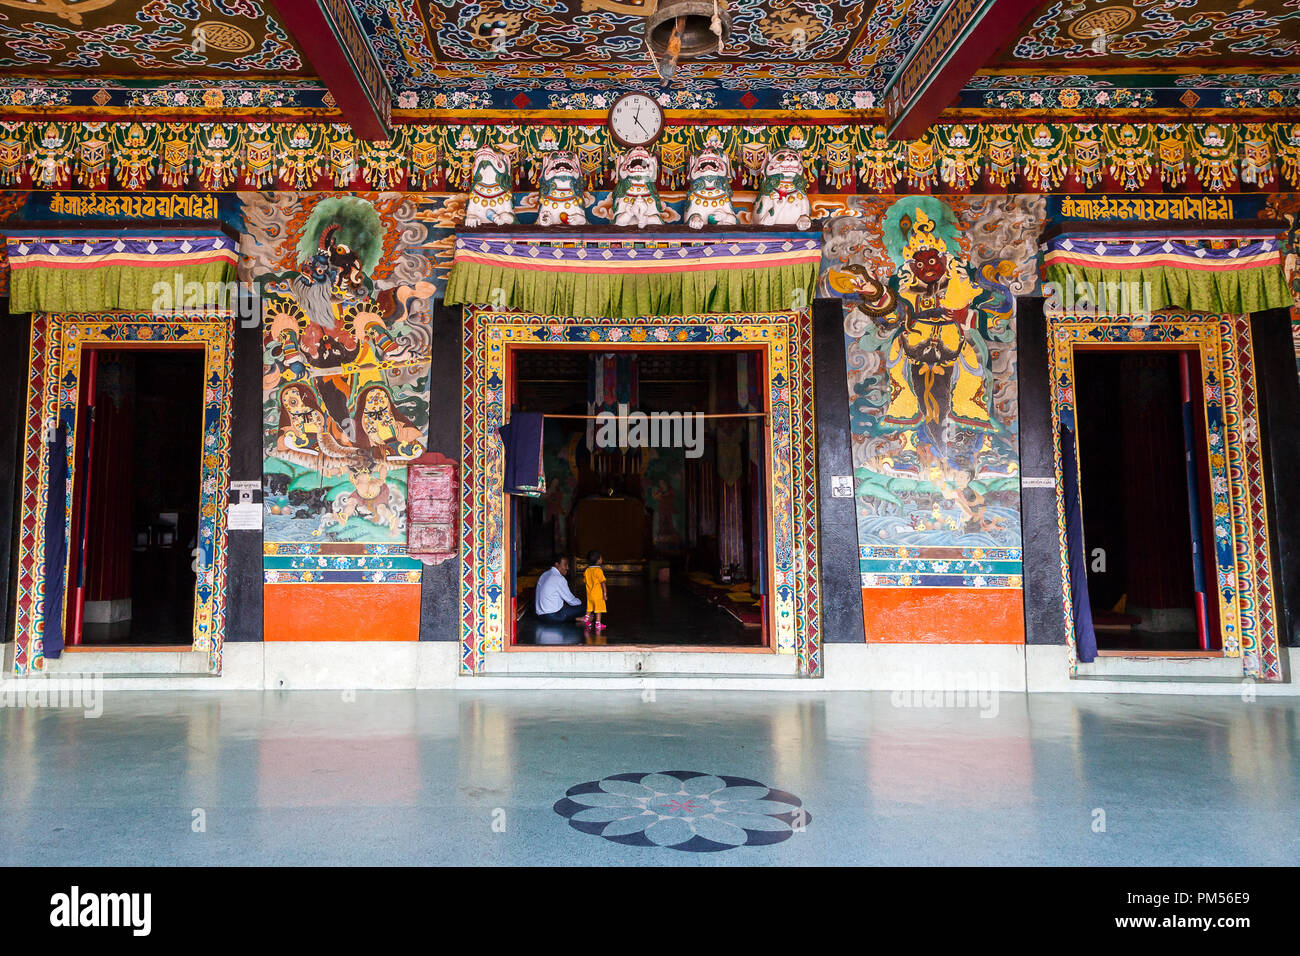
left=1060, top=421, right=1097, bottom=663
left=41, top=424, right=69, bottom=660
left=498, top=412, right=546, bottom=498
left=1179, top=353, right=1212, bottom=650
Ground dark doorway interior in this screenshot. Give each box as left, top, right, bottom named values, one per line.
left=509, top=348, right=768, bottom=648
left=1073, top=349, right=1219, bottom=652
left=71, top=349, right=205, bottom=646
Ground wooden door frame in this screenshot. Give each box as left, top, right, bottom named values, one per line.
left=502, top=341, right=774, bottom=652
left=1067, top=343, right=1221, bottom=654
left=11, top=312, right=232, bottom=676
left=1047, top=312, right=1281, bottom=680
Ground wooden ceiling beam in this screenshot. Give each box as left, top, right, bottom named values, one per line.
left=270, top=0, right=392, bottom=140
left=883, top=0, right=1042, bottom=140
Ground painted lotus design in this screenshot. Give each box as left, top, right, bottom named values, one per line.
left=554, top=771, right=809, bottom=852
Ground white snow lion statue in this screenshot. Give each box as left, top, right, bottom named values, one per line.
left=537, top=150, right=588, bottom=226
left=464, top=146, right=515, bottom=227
left=752, top=147, right=813, bottom=230
left=684, top=148, right=738, bottom=229
left=612, top=147, right=665, bottom=228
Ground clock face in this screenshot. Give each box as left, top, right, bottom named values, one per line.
left=608, top=93, right=664, bottom=148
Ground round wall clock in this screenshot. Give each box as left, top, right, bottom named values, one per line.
left=608, top=92, right=665, bottom=149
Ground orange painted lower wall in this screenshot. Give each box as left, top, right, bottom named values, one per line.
left=862, top=587, right=1025, bottom=644
left=263, top=583, right=421, bottom=641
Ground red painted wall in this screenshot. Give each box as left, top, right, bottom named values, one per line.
left=862, top=587, right=1025, bottom=644
left=264, top=583, right=421, bottom=641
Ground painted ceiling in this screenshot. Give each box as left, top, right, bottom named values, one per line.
left=0, top=0, right=1296, bottom=115
left=994, top=0, right=1300, bottom=69
left=0, top=0, right=306, bottom=75
left=373, top=0, right=873, bottom=71
left=354, top=0, right=944, bottom=93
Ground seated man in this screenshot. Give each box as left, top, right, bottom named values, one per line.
left=534, top=555, right=585, bottom=624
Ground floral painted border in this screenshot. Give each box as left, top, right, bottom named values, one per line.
left=0, top=78, right=333, bottom=112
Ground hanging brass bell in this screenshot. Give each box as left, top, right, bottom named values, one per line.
left=645, top=0, right=732, bottom=58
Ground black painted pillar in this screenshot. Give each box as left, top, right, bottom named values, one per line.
left=812, top=297, right=865, bottom=646
left=0, top=307, right=31, bottom=644
left=1250, top=308, right=1300, bottom=648
left=1015, top=296, right=1066, bottom=645
left=419, top=300, right=463, bottom=641
left=224, top=307, right=264, bottom=642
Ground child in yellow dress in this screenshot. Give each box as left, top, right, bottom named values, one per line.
left=583, top=550, right=608, bottom=631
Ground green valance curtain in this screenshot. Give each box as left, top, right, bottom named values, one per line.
left=1043, top=236, right=1292, bottom=315
left=9, top=261, right=236, bottom=314
left=445, top=233, right=822, bottom=319
left=4, top=235, right=237, bottom=314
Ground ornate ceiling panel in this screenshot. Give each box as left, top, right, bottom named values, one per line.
left=421, top=0, right=865, bottom=65
left=352, top=0, right=946, bottom=94
left=0, top=0, right=1294, bottom=118
left=995, top=0, right=1300, bottom=68
left=0, top=0, right=307, bottom=74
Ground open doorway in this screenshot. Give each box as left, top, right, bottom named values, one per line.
left=1073, top=348, right=1220, bottom=653
left=66, top=348, right=205, bottom=647
left=508, top=347, right=769, bottom=648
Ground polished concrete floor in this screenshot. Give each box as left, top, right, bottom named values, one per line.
left=1, top=691, right=1297, bottom=865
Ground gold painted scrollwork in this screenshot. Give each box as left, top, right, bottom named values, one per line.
left=580, top=0, right=655, bottom=15
left=0, top=0, right=116, bottom=26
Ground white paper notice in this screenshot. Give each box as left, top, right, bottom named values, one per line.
left=227, top=502, right=263, bottom=530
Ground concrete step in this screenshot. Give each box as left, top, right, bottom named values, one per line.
left=42, top=650, right=212, bottom=675
left=1074, top=654, right=1242, bottom=680
left=482, top=649, right=798, bottom=676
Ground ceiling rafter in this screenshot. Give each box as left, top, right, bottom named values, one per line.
left=883, top=0, right=1044, bottom=140
left=270, top=0, right=392, bottom=140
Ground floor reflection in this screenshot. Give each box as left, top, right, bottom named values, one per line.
left=0, top=689, right=1296, bottom=865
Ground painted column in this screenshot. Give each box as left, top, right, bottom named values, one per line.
left=812, top=296, right=865, bottom=646
left=1250, top=307, right=1300, bottom=648
left=417, top=300, right=465, bottom=643
left=1016, top=296, right=1067, bottom=646
left=227, top=298, right=265, bottom=643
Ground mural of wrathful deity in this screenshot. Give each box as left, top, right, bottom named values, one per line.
left=824, top=196, right=1043, bottom=586
left=257, top=195, right=436, bottom=544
